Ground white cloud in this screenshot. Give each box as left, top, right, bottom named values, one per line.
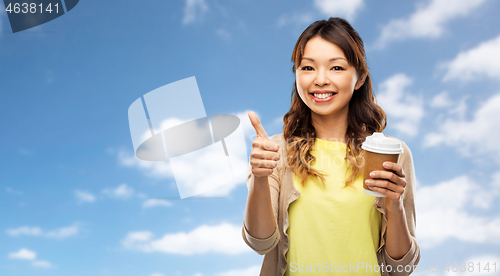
left=424, top=92, right=500, bottom=158
left=7, top=224, right=79, bottom=239
left=417, top=174, right=500, bottom=248
left=416, top=255, right=500, bottom=276
left=8, top=248, right=36, bottom=260
left=122, top=223, right=250, bottom=255
left=142, top=118, right=187, bottom=144
left=45, top=224, right=79, bottom=239
left=215, top=28, right=231, bottom=41
left=119, top=149, right=174, bottom=178
left=125, top=147, right=237, bottom=197
left=142, top=199, right=173, bottom=208
left=430, top=91, right=452, bottom=108
left=192, top=110, right=264, bottom=197
left=448, top=96, right=468, bottom=119
left=374, top=0, right=487, bottom=48
left=441, top=35, right=500, bottom=82
left=7, top=248, right=53, bottom=268
left=74, top=190, right=96, bottom=203
left=215, top=265, right=261, bottom=276
left=182, top=0, right=208, bottom=25
left=375, top=74, right=424, bottom=136
left=450, top=255, right=500, bottom=275
left=123, top=231, right=153, bottom=243
left=102, top=184, right=136, bottom=200
left=313, top=0, right=364, bottom=22
left=164, top=139, right=247, bottom=198
left=6, top=227, right=42, bottom=237
left=120, top=110, right=253, bottom=198
left=31, top=260, right=53, bottom=268
left=236, top=110, right=261, bottom=142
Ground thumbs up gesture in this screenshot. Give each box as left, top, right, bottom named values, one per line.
left=248, top=111, right=281, bottom=178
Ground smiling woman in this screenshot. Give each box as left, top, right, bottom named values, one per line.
left=243, top=17, right=421, bottom=276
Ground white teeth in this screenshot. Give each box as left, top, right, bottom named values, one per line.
left=313, top=93, right=334, bottom=99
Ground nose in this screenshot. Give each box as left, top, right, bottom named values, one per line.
left=314, top=69, right=331, bottom=87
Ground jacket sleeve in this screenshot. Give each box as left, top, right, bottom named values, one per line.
left=242, top=134, right=282, bottom=255
left=384, top=141, right=421, bottom=275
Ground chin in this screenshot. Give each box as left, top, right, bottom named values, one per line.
left=311, top=108, right=334, bottom=116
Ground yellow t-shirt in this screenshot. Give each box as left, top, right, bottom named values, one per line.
left=285, top=138, right=382, bottom=275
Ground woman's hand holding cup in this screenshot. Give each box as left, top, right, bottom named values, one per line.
left=248, top=111, right=281, bottom=178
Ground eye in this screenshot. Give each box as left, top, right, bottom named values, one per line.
left=331, top=66, right=344, bottom=71
left=300, top=66, right=314, bottom=71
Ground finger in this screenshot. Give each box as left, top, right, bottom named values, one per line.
left=365, top=185, right=401, bottom=201
left=382, top=162, right=405, bottom=178
left=369, top=170, right=406, bottom=187
left=252, top=137, right=280, bottom=152
left=366, top=179, right=404, bottom=194
left=251, top=167, right=273, bottom=177
left=248, top=111, right=268, bottom=139
left=250, top=159, right=277, bottom=169
left=250, top=150, right=280, bottom=161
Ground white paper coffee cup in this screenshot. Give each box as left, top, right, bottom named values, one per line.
left=361, top=132, right=404, bottom=197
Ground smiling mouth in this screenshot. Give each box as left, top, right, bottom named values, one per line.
left=309, top=92, right=337, bottom=99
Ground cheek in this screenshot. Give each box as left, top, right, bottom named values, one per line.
left=350, top=76, right=358, bottom=89
left=349, top=72, right=359, bottom=90
left=295, top=74, right=307, bottom=94
left=337, top=73, right=358, bottom=92
left=295, top=74, right=309, bottom=103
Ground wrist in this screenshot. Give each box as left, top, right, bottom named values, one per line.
left=386, top=199, right=404, bottom=214
left=253, top=175, right=270, bottom=187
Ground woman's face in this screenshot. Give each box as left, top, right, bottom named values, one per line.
left=295, top=36, right=363, bottom=119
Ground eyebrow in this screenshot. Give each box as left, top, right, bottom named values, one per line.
left=302, top=57, right=347, bottom=62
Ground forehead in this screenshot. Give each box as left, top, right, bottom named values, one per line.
left=302, top=36, right=346, bottom=60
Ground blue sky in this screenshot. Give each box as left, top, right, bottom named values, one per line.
left=1, top=0, right=500, bottom=275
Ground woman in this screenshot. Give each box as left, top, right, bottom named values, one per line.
left=242, top=17, right=420, bottom=275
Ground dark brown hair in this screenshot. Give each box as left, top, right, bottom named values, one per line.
left=283, top=17, right=387, bottom=187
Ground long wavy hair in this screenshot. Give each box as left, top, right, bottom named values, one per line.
left=283, top=17, right=387, bottom=187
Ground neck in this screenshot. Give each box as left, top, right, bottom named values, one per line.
left=311, top=108, right=349, bottom=143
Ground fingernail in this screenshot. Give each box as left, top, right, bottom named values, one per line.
left=369, top=172, right=375, bottom=177
left=365, top=179, right=371, bottom=184
left=383, top=162, right=389, bottom=168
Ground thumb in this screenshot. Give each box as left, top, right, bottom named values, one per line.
left=248, top=111, right=268, bottom=139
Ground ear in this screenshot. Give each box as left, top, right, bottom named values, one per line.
left=354, top=72, right=367, bottom=90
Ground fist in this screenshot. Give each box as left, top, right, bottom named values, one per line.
left=248, top=111, right=281, bottom=178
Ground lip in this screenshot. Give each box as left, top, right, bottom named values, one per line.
left=309, top=90, right=337, bottom=102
